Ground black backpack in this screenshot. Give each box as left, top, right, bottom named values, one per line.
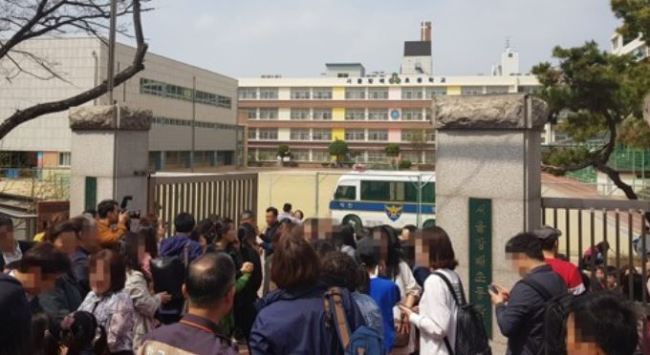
left=150, top=243, right=191, bottom=324
left=431, top=272, right=492, bottom=355
left=520, top=278, right=573, bottom=355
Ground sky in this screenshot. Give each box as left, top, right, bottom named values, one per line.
left=137, top=0, right=620, bottom=78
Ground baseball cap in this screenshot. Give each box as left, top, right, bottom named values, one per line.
left=532, top=226, right=561, bottom=240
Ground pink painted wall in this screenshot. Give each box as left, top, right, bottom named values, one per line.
left=388, top=129, right=401, bottom=143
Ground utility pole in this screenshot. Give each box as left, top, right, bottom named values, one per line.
left=108, top=0, right=118, bottom=199
left=191, top=76, right=196, bottom=172
left=107, top=0, right=117, bottom=106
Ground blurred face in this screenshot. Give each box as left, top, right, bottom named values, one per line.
left=54, top=231, right=78, bottom=256
left=508, top=253, right=530, bottom=277
left=90, top=259, right=111, bottom=295
left=595, top=269, right=605, bottom=282
left=107, top=205, right=119, bottom=224
left=80, top=224, right=99, bottom=252
left=14, top=266, right=59, bottom=295
left=295, top=211, right=304, bottom=220
left=157, top=219, right=167, bottom=240
left=224, top=225, right=237, bottom=244
left=566, top=313, right=603, bottom=355
left=606, top=275, right=617, bottom=289
left=0, top=225, right=15, bottom=253
left=265, top=211, right=277, bottom=226
left=199, top=235, right=208, bottom=248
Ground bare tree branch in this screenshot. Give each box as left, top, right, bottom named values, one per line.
left=0, top=0, right=149, bottom=139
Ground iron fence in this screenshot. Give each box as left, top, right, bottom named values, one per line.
left=542, top=197, right=650, bottom=305
left=148, top=172, right=258, bottom=233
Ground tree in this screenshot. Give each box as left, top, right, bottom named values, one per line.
left=611, top=0, right=650, bottom=45
left=0, top=0, right=149, bottom=139
left=406, top=130, right=428, bottom=164
left=277, top=144, right=290, bottom=158
left=534, top=42, right=650, bottom=204
left=328, top=139, right=349, bottom=164
left=385, top=143, right=400, bottom=168
left=384, top=143, right=401, bottom=157
left=398, top=160, right=412, bottom=170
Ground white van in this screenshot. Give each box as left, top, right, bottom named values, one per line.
left=329, top=171, right=436, bottom=229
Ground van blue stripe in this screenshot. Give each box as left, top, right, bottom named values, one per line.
left=329, top=200, right=435, bottom=214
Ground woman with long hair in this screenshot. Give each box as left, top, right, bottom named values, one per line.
left=234, top=223, right=263, bottom=339
left=399, top=226, right=461, bottom=355
left=211, top=217, right=255, bottom=339
left=372, top=225, right=421, bottom=354
left=122, top=232, right=171, bottom=351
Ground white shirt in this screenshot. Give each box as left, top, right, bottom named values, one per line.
left=278, top=212, right=301, bottom=224
left=2, top=241, right=22, bottom=267
left=408, top=269, right=460, bottom=355
left=391, top=261, right=422, bottom=354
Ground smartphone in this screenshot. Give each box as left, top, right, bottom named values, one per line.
left=120, top=196, right=133, bottom=211
left=489, top=284, right=499, bottom=294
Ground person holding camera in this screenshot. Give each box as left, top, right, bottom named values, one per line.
left=96, top=200, right=129, bottom=249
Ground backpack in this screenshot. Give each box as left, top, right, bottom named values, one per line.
left=150, top=243, right=191, bottom=324
left=323, top=287, right=385, bottom=355
left=520, top=278, right=573, bottom=355
left=431, top=272, right=492, bottom=355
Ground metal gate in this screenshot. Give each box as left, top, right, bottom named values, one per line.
left=148, top=172, right=258, bottom=232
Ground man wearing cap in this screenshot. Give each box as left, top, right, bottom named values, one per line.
left=533, top=226, right=585, bottom=295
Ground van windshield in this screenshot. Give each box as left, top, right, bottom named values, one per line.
left=334, top=185, right=356, bottom=200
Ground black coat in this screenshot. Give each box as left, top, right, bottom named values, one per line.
left=0, top=274, right=32, bottom=354
left=234, top=243, right=263, bottom=337
left=495, top=264, right=567, bottom=355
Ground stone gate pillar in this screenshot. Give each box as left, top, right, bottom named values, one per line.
left=433, top=94, right=548, bottom=349
left=68, top=105, right=152, bottom=215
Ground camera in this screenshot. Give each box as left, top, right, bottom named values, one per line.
left=120, top=196, right=142, bottom=219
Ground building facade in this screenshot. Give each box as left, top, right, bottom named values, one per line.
left=239, top=72, right=540, bottom=166
left=0, top=37, right=242, bottom=171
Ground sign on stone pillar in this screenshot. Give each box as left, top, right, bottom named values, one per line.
left=433, top=94, right=548, bottom=351
left=68, top=105, right=152, bottom=215
left=469, top=197, right=493, bottom=337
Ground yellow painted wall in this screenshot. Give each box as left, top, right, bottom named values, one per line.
left=333, top=87, right=345, bottom=100
left=447, top=86, right=461, bottom=96
left=332, top=108, right=345, bottom=121
left=332, top=128, right=345, bottom=141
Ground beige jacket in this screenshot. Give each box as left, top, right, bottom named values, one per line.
left=125, top=270, right=161, bottom=351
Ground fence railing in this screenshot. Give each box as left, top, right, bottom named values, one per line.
left=542, top=197, right=650, bottom=305
left=148, top=172, right=258, bottom=232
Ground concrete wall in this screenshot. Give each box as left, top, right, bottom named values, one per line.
left=70, top=128, right=149, bottom=215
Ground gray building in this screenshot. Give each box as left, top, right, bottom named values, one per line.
left=0, top=37, right=242, bottom=171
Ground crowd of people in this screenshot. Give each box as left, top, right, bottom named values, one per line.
left=0, top=199, right=646, bottom=355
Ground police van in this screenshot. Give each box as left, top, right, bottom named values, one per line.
left=329, top=171, right=435, bottom=229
